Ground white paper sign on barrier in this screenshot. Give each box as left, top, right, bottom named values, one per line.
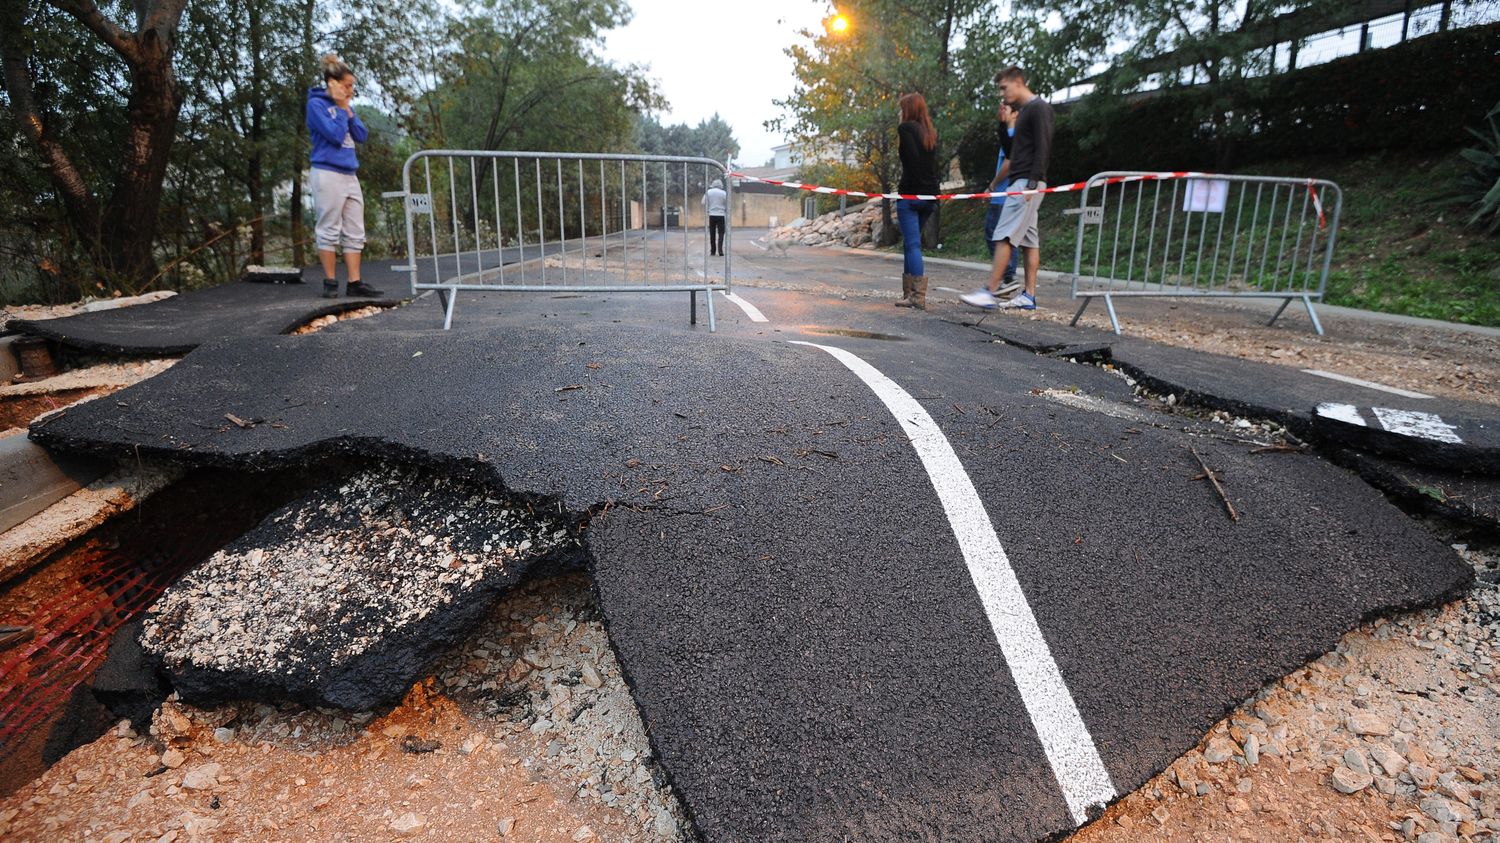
left=1182, top=179, right=1229, bottom=213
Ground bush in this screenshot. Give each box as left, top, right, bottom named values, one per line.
left=1460, top=101, right=1500, bottom=233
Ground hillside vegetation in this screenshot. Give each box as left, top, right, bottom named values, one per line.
left=933, top=150, right=1500, bottom=327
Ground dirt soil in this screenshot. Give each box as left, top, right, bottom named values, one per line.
left=0, top=573, right=690, bottom=843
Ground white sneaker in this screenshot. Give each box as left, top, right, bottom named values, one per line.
left=995, top=279, right=1023, bottom=297
left=961, top=289, right=1000, bottom=309
left=999, top=291, right=1036, bottom=310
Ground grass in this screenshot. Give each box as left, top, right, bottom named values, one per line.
left=922, top=150, right=1500, bottom=327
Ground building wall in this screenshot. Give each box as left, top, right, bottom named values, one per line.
left=672, top=193, right=805, bottom=229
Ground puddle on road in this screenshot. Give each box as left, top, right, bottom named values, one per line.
left=800, top=325, right=907, bottom=341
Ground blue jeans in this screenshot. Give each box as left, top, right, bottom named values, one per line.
left=896, top=199, right=935, bottom=276
left=983, top=203, right=1019, bottom=281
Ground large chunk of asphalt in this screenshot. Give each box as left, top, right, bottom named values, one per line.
left=5, top=280, right=401, bottom=356
left=1110, top=340, right=1500, bottom=473
left=139, top=461, right=581, bottom=710
left=959, top=318, right=1499, bottom=475
left=28, top=325, right=1473, bottom=842
left=1328, top=448, right=1500, bottom=534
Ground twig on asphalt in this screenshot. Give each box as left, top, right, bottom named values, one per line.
left=1190, top=444, right=1239, bottom=522
left=1250, top=443, right=1303, bottom=454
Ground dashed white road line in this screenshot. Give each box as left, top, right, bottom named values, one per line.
left=721, top=291, right=768, bottom=323
left=1372, top=407, right=1463, bottom=443
left=788, top=339, right=1116, bottom=825
left=1316, top=402, right=1368, bottom=426
left=1301, top=369, right=1433, bottom=399
left=693, top=265, right=769, bottom=323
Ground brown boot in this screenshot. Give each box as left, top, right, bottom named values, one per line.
left=894, top=273, right=916, bottom=307
left=910, top=275, right=927, bottom=310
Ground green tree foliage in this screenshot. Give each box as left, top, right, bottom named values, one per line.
left=636, top=113, right=740, bottom=164
left=770, top=0, right=1066, bottom=242
left=0, top=0, right=661, bottom=303
left=2, top=0, right=189, bottom=298
left=1028, top=0, right=1342, bottom=169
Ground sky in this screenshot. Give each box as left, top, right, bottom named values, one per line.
left=601, top=0, right=834, bottom=166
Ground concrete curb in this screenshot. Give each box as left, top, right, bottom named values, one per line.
left=0, top=433, right=108, bottom=535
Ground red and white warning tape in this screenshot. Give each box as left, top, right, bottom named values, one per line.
left=1306, top=179, right=1327, bottom=229
left=726, top=169, right=1214, bottom=202
left=730, top=169, right=1331, bottom=228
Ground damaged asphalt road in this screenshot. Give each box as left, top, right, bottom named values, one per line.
left=28, top=321, right=1474, bottom=842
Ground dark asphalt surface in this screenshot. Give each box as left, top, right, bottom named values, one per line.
left=31, top=281, right=1474, bottom=842
left=6, top=280, right=399, bottom=356
left=3, top=241, right=578, bottom=355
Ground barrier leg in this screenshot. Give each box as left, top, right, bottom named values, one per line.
left=440, top=288, right=458, bottom=330
left=1302, top=295, right=1325, bottom=336
left=690, top=291, right=698, bottom=326
left=706, top=287, right=717, bottom=333
left=1070, top=296, right=1093, bottom=327
left=1103, top=294, right=1122, bottom=335
left=1267, top=297, right=1293, bottom=328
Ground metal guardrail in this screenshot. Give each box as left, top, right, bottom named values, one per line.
left=1067, top=172, right=1342, bottom=335
left=392, top=151, right=732, bottom=330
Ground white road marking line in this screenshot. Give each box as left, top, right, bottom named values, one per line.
left=935, top=286, right=964, bottom=294
left=693, top=265, right=767, bottom=323
left=1300, top=369, right=1433, bottom=399
left=1316, top=402, right=1367, bottom=426
left=1372, top=407, right=1463, bottom=444
left=789, top=340, right=1116, bottom=824
left=722, top=291, right=768, bottom=323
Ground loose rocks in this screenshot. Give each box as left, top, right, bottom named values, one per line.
left=773, top=201, right=883, bottom=248
left=141, top=461, right=582, bottom=710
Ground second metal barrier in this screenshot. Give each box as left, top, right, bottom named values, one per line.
left=1068, top=172, right=1342, bottom=335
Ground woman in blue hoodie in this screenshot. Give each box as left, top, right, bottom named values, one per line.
left=307, top=54, right=381, bottom=298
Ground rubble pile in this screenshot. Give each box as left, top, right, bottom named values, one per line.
left=773, top=200, right=884, bottom=248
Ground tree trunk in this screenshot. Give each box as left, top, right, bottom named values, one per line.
left=247, top=0, right=266, bottom=264
left=291, top=0, right=316, bottom=267
left=5, top=0, right=188, bottom=294
left=103, top=25, right=182, bottom=291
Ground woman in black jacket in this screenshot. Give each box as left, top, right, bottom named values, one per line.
left=893, top=92, right=940, bottom=310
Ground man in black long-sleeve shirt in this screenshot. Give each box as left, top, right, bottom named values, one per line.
left=963, top=66, right=1055, bottom=311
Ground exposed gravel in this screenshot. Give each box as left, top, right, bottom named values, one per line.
left=141, top=461, right=582, bottom=709
left=290, top=306, right=387, bottom=334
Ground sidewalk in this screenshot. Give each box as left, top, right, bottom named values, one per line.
left=834, top=245, right=1500, bottom=339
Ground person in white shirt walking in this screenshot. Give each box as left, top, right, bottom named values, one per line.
left=703, top=179, right=728, bottom=256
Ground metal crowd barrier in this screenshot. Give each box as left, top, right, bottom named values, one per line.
left=391, top=151, right=732, bottom=330
left=1067, top=172, right=1342, bottom=335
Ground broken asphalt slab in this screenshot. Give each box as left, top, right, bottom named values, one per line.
left=1329, top=448, right=1500, bottom=534
left=28, top=325, right=1473, bottom=841
left=6, top=280, right=402, bottom=357
left=141, top=461, right=583, bottom=710
left=960, top=316, right=1500, bottom=475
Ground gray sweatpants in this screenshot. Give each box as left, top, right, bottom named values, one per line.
left=312, top=168, right=365, bottom=253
